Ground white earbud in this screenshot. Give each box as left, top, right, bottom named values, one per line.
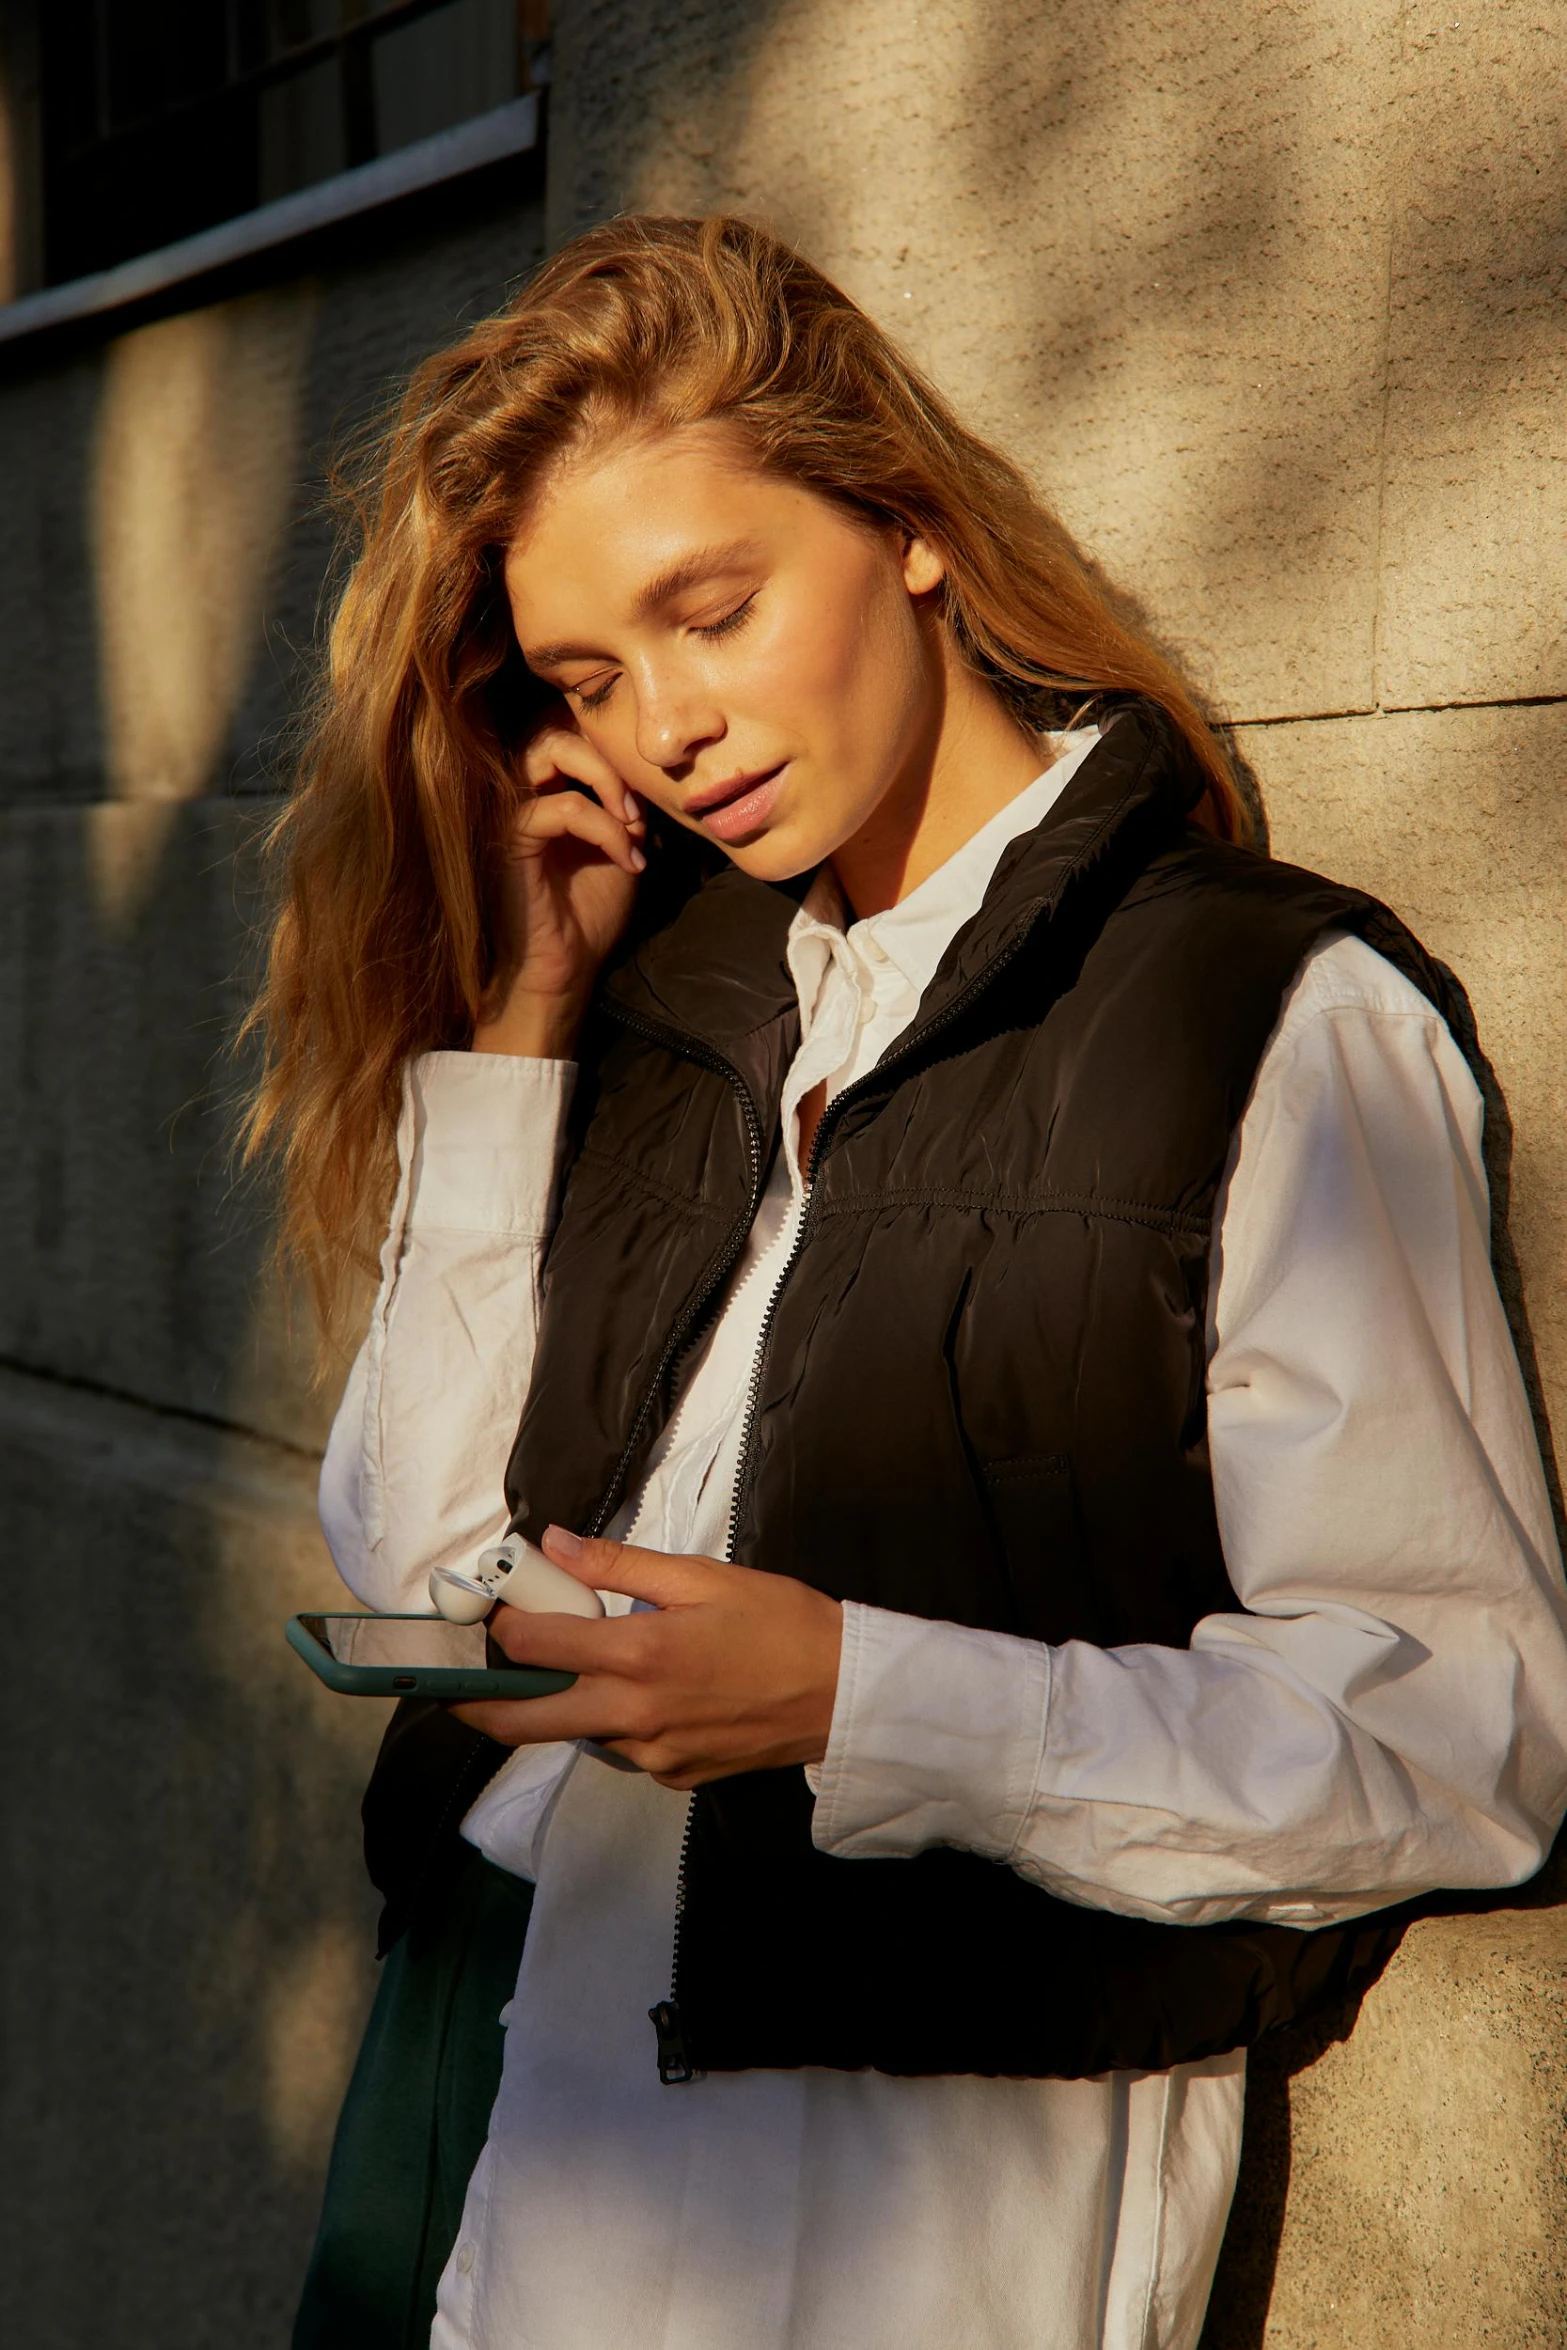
left=429, top=1532, right=607, bottom=1625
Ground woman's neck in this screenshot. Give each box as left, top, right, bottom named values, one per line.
left=828, top=648, right=1052, bottom=918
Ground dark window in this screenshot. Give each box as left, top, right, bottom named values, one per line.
left=37, top=0, right=548, bottom=287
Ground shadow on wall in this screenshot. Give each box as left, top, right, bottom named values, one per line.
left=0, top=175, right=552, bottom=2343
left=549, top=0, right=1395, bottom=718
left=548, top=0, right=1567, bottom=724
left=0, top=291, right=334, bottom=1442
left=0, top=790, right=390, bottom=2345
left=0, top=291, right=385, bottom=2346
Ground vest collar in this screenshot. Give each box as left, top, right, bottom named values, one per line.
left=600, top=700, right=1199, bottom=1086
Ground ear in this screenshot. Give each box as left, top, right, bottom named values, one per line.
left=901, top=533, right=946, bottom=596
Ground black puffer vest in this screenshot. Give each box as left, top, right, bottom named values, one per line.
left=376, top=704, right=1472, bottom=2079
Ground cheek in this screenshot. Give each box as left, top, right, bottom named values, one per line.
left=756, top=571, right=924, bottom=756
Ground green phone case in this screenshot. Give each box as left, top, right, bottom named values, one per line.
left=286, top=1613, right=576, bottom=1700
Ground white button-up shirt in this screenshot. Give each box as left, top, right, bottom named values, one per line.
left=322, top=734, right=1567, bottom=2350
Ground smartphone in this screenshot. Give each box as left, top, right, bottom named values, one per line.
left=286, top=1612, right=575, bottom=1700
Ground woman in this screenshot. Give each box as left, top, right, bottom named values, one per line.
left=254, top=217, right=1567, bottom=2349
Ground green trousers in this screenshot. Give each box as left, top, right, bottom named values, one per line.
left=292, top=1849, right=534, bottom=2350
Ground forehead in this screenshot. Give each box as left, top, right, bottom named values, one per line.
left=502, top=426, right=847, bottom=631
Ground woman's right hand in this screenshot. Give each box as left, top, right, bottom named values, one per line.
left=473, top=708, right=647, bottom=1061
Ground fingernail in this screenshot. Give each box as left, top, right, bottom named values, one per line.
left=623, top=792, right=640, bottom=820
left=543, top=1523, right=584, bottom=1558
left=629, top=847, right=647, bottom=871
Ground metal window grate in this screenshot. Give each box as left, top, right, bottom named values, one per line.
left=39, top=0, right=549, bottom=286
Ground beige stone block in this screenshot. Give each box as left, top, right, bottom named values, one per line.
left=1237, top=702, right=1567, bottom=1432
left=1205, top=1900, right=1567, bottom=2348
left=1378, top=7, right=1567, bottom=708
left=0, top=795, right=333, bottom=1452
left=0, top=1365, right=386, bottom=2347
left=92, top=287, right=318, bottom=810
left=550, top=0, right=1404, bottom=721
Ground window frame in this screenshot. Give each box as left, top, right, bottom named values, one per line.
left=0, top=0, right=547, bottom=356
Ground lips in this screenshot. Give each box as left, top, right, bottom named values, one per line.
left=685, top=762, right=788, bottom=844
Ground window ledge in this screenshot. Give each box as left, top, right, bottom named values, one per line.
left=0, top=92, right=539, bottom=353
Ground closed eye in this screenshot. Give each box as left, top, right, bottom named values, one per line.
left=568, top=591, right=757, bottom=708
left=693, top=592, right=758, bottom=641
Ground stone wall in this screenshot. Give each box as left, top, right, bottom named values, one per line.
left=0, top=2, right=1563, bottom=2342
left=0, top=184, right=548, bottom=2346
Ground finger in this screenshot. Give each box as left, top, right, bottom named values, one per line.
left=488, top=1603, right=648, bottom=1674
left=448, top=1695, right=578, bottom=1744
left=610, top=1741, right=727, bottom=1789
left=524, top=726, right=639, bottom=823
left=541, top=1525, right=729, bottom=1608
left=526, top=778, right=645, bottom=846
left=513, top=791, right=646, bottom=874
left=456, top=1676, right=662, bottom=1749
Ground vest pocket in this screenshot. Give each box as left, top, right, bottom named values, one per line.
left=976, top=1452, right=1100, bottom=1644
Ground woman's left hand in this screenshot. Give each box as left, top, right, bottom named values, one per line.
left=450, top=1526, right=845, bottom=1789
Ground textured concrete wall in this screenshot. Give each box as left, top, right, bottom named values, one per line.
left=0, top=1369, right=382, bottom=2344
left=0, top=184, right=547, bottom=2346
left=543, top=4, right=1567, bottom=2344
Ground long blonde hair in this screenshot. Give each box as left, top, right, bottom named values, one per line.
left=243, top=213, right=1246, bottom=1330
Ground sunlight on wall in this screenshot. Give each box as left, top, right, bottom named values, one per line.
left=551, top=0, right=1567, bottom=734
left=263, top=1916, right=371, bottom=2171
left=550, top=0, right=1397, bottom=722
left=1249, top=700, right=1567, bottom=1418
left=196, top=1434, right=387, bottom=2175
left=1262, top=1905, right=1567, bottom=2347
left=90, top=285, right=317, bottom=914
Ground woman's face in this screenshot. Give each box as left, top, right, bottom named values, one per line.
left=503, top=424, right=949, bottom=883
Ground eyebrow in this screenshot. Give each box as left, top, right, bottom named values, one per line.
left=521, top=539, right=764, bottom=674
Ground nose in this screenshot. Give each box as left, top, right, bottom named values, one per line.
left=632, top=660, right=725, bottom=774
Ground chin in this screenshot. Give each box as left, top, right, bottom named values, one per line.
left=719, top=827, right=827, bottom=885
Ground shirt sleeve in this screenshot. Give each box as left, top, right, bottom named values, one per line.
left=810, top=935, right=1567, bottom=1927
left=318, top=1049, right=576, bottom=1614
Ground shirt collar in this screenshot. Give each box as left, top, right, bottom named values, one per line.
left=791, top=729, right=1101, bottom=1000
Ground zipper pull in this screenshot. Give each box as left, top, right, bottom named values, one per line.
left=649, top=1999, right=696, bottom=2084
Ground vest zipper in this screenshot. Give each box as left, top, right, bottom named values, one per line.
left=653, top=906, right=1050, bottom=2082
left=649, top=1791, right=698, bottom=2083
left=585, top=998, right=769, bottom=2087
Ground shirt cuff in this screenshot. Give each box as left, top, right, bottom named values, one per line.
left=809, top=1601, right=1052, bottom=1864
left=407, top=1050, right=576, bottom=1236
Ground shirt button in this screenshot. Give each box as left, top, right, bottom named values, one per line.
left=455, top=2243, right=476, bottom=2276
